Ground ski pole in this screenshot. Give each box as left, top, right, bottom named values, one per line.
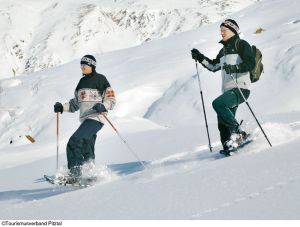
left=229, top=73, right=272, bottom=147
left=56, top=112, right=59, bottom=170
left=195, top=61, right=213, bottom=152
left=101, top=113, right=147, bottom=169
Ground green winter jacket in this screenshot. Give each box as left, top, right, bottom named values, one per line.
left=200, top=35, right=255, bottom=93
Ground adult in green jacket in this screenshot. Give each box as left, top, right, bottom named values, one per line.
left=191, top=19, right=255, bottom=151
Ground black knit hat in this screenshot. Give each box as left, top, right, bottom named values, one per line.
left=80, top=55, right=96, bottom=69
left=220, top=19, right=239, bottom=35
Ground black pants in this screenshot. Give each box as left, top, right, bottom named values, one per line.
left=212, top=88, right=250, bottom=148
left=66, top=119, right=103, bottom=176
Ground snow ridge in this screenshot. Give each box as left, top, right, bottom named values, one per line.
left=0, top=0, right=256, bottom=78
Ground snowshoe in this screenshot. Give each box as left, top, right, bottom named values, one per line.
left=64, top=175, right=80, bottom=185
left=44, top=174, right=98, bottom=187
left=219, top=149, right=231, bottom=156
left=219, top=135, right=252, bottom=157
left=225, top=129, right=250, bottom=151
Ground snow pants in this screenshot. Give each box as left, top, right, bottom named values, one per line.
left=66, top=119, right=103, bottom=176
left=212, top=88, right=250, bottom=148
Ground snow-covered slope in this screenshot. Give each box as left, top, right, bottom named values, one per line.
left=0, top=0, right=300, bottom=220
left=0, top=0, right=256, bottom=78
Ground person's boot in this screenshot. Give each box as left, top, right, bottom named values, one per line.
left=219, top=143, right=232, bottom=155
left=225, top=128, right=249, bottom=150
left=64, top=166, right=82, bottom=185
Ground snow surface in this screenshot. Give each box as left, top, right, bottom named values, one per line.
left=0, top=0, right=256, bottom=78
left=0, top=0, right=300, bottom=220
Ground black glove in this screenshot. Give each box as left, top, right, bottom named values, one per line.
left=92, top=103, right=107, bottom=113
left=223, top=64, right=239, bottom=74
left=191, top=48, right=205, bottom=62
left=54, top=102, right=63, bottom=114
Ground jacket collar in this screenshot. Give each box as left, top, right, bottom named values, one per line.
left=83, top=70, right=96, bottom=77
left=219, top=34, right=240, bottom=46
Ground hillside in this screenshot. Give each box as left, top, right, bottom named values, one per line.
left=0, top=0, right=256, bottom=78
left=0, top=0, right=300, bottom=220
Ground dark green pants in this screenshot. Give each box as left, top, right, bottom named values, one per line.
left=66, top=119, right=103, bottom=176
left=212, top=88, right=250, bottom=147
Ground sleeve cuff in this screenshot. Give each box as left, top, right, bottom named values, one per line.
left=63, top=103, right=70, bottom=112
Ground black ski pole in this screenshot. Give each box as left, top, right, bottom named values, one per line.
left=229, top=73, right=272, bottom=147
left=56, top=112, right=59, bottom=170
left=195, top=61, right=213, bottom=152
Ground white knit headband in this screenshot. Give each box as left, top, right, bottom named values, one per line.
left=81, top=57, right=96, bottom=67
left=222, top=20, right=239, bottom=33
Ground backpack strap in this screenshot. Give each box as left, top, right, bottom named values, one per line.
left=235, top=38, right=246, bottom=64
left=235, top=38, right=241, bottom=53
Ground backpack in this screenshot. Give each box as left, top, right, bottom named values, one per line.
left=235, top=39, right=263, bottom=83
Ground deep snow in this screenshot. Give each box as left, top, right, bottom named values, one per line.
left=0, top=0, right=300, bottom=220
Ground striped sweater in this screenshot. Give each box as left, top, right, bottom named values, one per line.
left=63, top=71, right=116, bottom=124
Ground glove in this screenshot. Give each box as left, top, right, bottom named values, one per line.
left=92, top=103, right=107, bottom=113
left=191, top=48, right=205, bottom=62
left=223, top=64, right=239, bottom=74
left=54, top=102, right=63, bottom=114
